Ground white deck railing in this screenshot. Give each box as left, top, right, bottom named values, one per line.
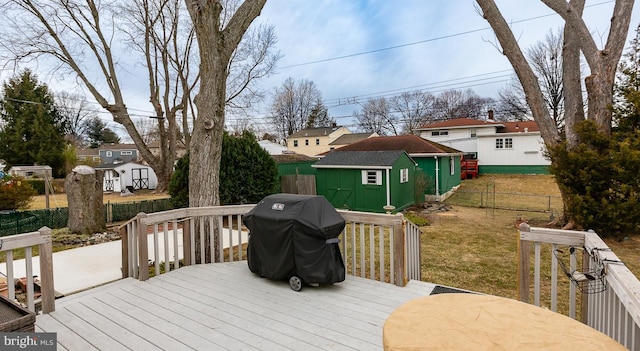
left=518, top=223, right=640, bottom=349
left=0, top=227, right=55, bottom=313
left=120, top=205, right=421, bottom=286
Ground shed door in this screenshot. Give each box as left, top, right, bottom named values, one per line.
left=324, top=170, right=355, bottom=209
left=132, top=168, right=150, bottom=190
left=104, top=170, right=114, bottom=192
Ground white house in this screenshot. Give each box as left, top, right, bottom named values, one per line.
left=95, top=162, right=158, bottom=193
left=416, top=115, right=550, bottom=174
left=258, top=140, right=288, bottom=155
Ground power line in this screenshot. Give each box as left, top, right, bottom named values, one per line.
left=277, top=1, right=614, bottom=69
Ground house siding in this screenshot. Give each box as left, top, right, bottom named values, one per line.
left=315, top=153, right=415, bottom=213
left=479, top=165, right=549, bottom=174
left=414, top=155, right=461, bottom=201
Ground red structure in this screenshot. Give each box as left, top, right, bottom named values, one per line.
left=461, top=158, right=479, bottom=179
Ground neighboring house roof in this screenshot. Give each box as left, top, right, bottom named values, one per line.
left=289, top=126, right=344, bottom=138
left=329, top=133, right=377, bottom=146
left=497, top=121, right=540, bottom=133
left=313, top=150, right=411, bottom=169
left=417, top=118, right=502, bottom=130
left=329, top=135, right=462, bottom=155
left=99, top=143, right=138, bottom=150
left=76, top=149, right=99, bottom=156
left=8, top=165, right=52, bottom=171
left=271, top=153, right=317, bottom=163
left=94, top=161, right=149, bottom=170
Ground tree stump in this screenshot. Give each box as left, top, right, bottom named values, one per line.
left=65, top=165, right=105, bottom=234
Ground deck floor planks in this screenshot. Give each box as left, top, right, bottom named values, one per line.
left=166, top=266, right=381, bottom=349
left=63, top=299, right=174, bottom=351
left=212, top=264, right=402, bottom=320
left=186, top=264, right=399, bottom=335
left=103, top=286, right=257, bottom=351
left=149, top=272, right=343, bottom=351
left=37, top=261, right=431, bottom=350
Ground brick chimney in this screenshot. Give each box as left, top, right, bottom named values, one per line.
left=488, top=109, right=494, bottom=121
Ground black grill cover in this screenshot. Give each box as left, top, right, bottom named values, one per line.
left=243, top=194, right=346, bottom=285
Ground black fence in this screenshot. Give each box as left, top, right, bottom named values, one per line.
left=0, top=198, right=173, bottom=237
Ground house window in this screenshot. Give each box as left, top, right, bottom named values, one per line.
left=106, top=151, right=112, bottom=157
left=305, top=139, right=309, bottom=146
left=361, top=170, right=382, bottom=185
left=121, top=151, right=133, bottom=156
left=400, top=168, right=409, bottom=183
left=449, top=158, right=455, bottom=175
left=496, top=138, right=513, bottom=149
left=293, top=140, right=298, bottom=147
left=315, top=139, right=320, bottom=145
left=431, top=130, right=449, bottom=136
left=470, top=129, right=477, bottom=137
left=505, top=138, right=513, bottom=149
left=93, top=157, right=101, bottom=162
left=79, top=156, right=86, bottom=161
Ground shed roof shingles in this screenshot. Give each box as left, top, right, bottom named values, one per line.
left=332, top=135, right=461, bottom=154
left=314, top=150, right=406, bottom=167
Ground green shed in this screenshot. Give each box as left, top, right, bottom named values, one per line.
left=328, top=135, right=463, bottom=202
left=312, top=150, right=416, bottom=213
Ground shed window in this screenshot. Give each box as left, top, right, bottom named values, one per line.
left=79, top=156, right=86, bottom=161
left=361, top=170, right=382, bottom=185
left=400, top=168, right=409, bottom=183
left=449, top=158, right=455, bottom=175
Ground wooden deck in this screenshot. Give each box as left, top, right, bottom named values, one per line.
left=35, top=261, right=436, bottom=350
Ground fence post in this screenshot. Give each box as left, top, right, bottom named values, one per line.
left=517, top=222, right=531, bottom=303
left=38, top=227, right=55, bottom=313
left=393, top=214, right=406, bottom=287
left=137, top=213, right=149, bottom=281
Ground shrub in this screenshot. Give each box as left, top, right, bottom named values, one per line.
left=0, top=175, right=37, bottom=210
left=169, top=131, right=279, bottom=207
left=548, top=121, right=640, bottom=238
left=25, top=179, right=46, bottom=195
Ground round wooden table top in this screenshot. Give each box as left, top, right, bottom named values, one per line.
left=383, top=293, right=627, bottom=351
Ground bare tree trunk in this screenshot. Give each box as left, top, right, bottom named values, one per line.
left=562, top=0, right=585, bottom=148
left=186, top=0, right=266, bottom=262
left=65, top=166, right=105, bottom=234
left=475, top=0, right=560, bottom=147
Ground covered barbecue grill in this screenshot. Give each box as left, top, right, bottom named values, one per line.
left=243, top=194, right=346, bottom=291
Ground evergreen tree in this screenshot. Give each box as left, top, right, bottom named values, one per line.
left=84, top=116, right=121, bottom=148
left=0, top=70, right=68, bottom=177
left=220, top=131, right=279, bottom=205
left=170, top=131, right=278, bottom=207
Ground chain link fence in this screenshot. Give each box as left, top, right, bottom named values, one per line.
left=0, top=198, right=173, bottom=237
left=445, top=188, right=563, bottom=221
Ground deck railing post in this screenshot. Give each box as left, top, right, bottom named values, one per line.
left=392, top=214, right=406, bottom=287
left=137, top=213, right=149, bottom=281
left=183, top=217, right=192, bottom=266
left=38, top=227, right=55, bottom=313
left=517, top=223, right=531, bottom=303
left=120, top=225, right=129, bottom=278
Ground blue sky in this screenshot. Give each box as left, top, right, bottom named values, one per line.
left=238, top=0, right=640, bottom=130
left=2, top=1, right=638, bottom=138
